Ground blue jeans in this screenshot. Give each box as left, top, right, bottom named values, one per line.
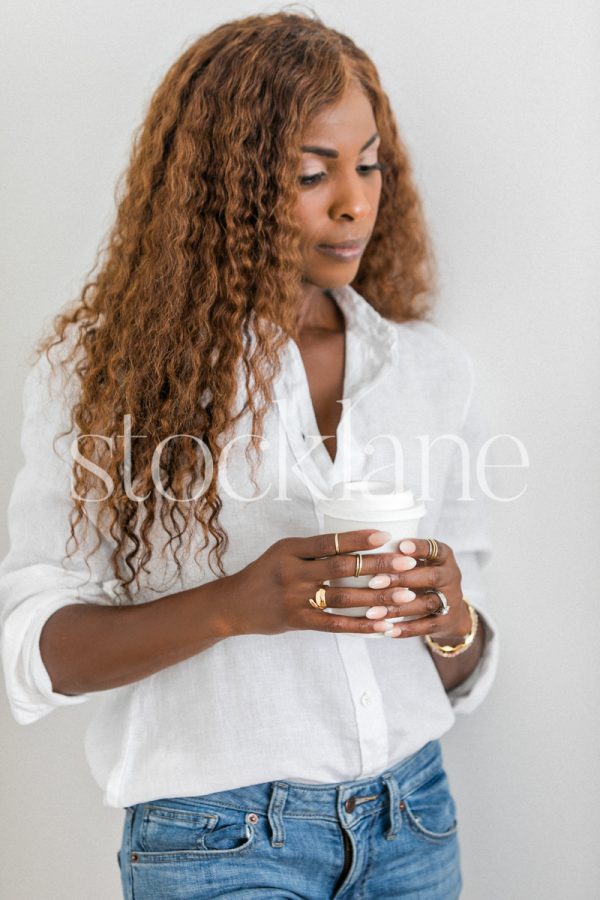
left=117, top=739, right=461, bottom=898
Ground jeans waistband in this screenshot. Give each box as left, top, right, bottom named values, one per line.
left=265, top=739, right=442, bottom=843
left=145, top=740, right=444, bottom=846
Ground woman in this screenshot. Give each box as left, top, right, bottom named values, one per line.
left=0, top=11, right=498, bottom=899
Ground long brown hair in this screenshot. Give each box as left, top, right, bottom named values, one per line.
left=34, top=11, right=436, bottom=602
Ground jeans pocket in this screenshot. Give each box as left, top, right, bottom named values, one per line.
left=402, top=768, right=458, bottom=843
left=136, top=802, right=256, bottom=860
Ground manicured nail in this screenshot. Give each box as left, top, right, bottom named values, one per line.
left=366, top=606, right=388, bottom=619
left=368, top=531, right=392, bottom=546
left=372, top=619, right=395, bottom=632
left=399, top=540, right=416, bottom=554
left=368, top=574, right=391, bottom=588
left=392, top=556, right=417, bottom=571
left=383, top=626, right=403, bottom=638
left=392, top=589, right=416, bottom=603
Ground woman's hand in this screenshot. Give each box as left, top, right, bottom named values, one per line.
left=364, top=538, right=472, bottom=642
left=225, top=529, right=440, bottom=638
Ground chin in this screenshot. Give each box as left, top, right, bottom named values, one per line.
left=309, top=265, right=361, bottom=291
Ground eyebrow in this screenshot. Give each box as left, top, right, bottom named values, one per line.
left=300, top=131, right=380, bottom=158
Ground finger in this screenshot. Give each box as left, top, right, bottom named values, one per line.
left=386, top=590, right=451, bottom=617
left=369, top=562, right=455, bottom=594
left=374, top=614, right=440, bottom=639
left=314, top=583, right=410, bottom=614
left=395, top=538, right=450, bottom=565
left=316, top=585, right=453, bottom=623
left=304, top=551, right=417, bottom=585
left=385, top=612, right=460, bottom=640
left=379, top=597, right=470, bottom=639
left=287, top=529, right=392, bottom=560
left=365, top=573, right=411, bottom=592
left=304, top=609, right=399, bottom=637
left=311, top=583, right=394, bottom=620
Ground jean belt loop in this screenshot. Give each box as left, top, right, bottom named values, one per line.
left=267, top=782, right=289, bottom=848
left=381, top=771, right=402, bottom=840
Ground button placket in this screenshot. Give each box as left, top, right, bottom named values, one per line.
left=334, top=634, right=390, bottom=776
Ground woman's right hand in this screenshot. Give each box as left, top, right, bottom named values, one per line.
left=225, top=529, right=412, bottom=637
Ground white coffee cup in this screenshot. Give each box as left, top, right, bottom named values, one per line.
left=315, top=480, right=426, bottom=638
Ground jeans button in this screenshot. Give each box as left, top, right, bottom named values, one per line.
left=345, top=796, right=357, bottom=813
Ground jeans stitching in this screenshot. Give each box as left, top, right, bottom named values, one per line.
left=128, top=823, right=257, bottom=864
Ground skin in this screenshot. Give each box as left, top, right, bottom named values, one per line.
left=40, top=83, right=484, bottom=698
left=293, top=81, right=382, bottom=465
left=291, top=82, right=486, bottom=687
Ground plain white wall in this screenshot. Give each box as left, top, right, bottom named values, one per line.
left=1, top=1, right=598, bottom=897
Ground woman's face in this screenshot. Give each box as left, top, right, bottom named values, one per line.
left=294, top=82, right=383, bottom=293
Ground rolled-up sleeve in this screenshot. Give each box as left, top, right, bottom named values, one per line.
left=0, top=347, right=120, bottom=725
left=435, top=353, right=500, bottom=715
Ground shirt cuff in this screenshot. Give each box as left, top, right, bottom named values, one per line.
left=446, top=608, right=499, bottom=715
left=1, top=569, right=121, bottom=725
left=2, top=592, right=91, bottom=724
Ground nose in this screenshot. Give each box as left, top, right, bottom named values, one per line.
left=329, top=170, right=372, bottom=221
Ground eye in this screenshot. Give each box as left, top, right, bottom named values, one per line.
left=357, top=163, right=385, bottom=176
left=298, top=162, right=386, bottom=187
left=299, top=172, right=325, bottom=186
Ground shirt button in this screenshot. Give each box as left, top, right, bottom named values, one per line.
left=360, top=692, right=371, bottom=706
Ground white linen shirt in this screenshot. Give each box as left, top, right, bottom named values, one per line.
left=0, top=284, right=499, bottom=808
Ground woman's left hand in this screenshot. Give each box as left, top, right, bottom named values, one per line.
left=367, top=538, right=471, bottom=642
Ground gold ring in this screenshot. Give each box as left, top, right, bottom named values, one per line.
left=425, top=538, right=439, bottom=562
left=308, top=587, right=327, bottom=610
left=354, top=553, right=363, bottom=578
left=334, top=533, right=340, bottom=554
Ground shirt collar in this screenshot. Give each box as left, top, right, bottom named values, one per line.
left=249, top=283, right=399, bottom=399
left=324, top=283, right=399, bottom=399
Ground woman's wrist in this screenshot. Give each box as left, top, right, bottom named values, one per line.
left=425, top=600, right=478, bottom=657
left=425, top=607, right=486, bottom=691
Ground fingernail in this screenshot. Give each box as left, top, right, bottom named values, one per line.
left=372, top=619, right=395, bottom=632
left=368, top=531, right=392, bottom=546
left=383, top=626, right=403, bottom=638
left=399, top=540, right=416, bottom=554
left=368, top=574, right=391, bottom=588
left=392, top=589, right=416, bottom=603
left=366, top=606, right=388, bottom=619
left=392, top=556, right=417, bottom=571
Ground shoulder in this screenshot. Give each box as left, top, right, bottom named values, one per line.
left=21, top=326, right=84, bottom=459
left=387, top=318, right=476, bottom=420
left=24, top=324, right=83, bottom=404
left=395, top=318, right=472, bottom=365
left=392, top=318, right=474, bottom=376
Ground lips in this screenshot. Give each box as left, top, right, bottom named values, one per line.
left=319, top=239, right=366, bottom=251
left=316, top=239, right=367, bottom=261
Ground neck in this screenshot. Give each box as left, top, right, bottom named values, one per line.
left=297, top=284, right=344, bottom=333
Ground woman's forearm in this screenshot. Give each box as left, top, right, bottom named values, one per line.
left=427, top=614, right=487, bottom=692
left=39, top=573, right=242, bottom=696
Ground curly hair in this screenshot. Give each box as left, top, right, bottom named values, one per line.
left=33, top=10, right=437, bottom=603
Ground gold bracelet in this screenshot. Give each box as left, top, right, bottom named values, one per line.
left=425, top=598, right=479, bottom=658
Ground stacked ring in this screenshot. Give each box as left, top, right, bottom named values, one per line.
left=425, top=538, right=439, bottom=562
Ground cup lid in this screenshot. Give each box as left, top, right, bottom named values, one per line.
left=315, top=480, right=426, bottom=521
